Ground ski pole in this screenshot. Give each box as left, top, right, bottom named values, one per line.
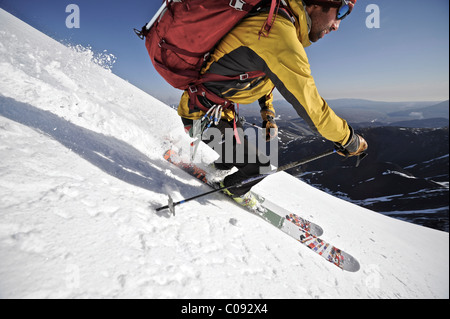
left=155, top=149, right=338, bottom=214
left=274, top=149, right=336, bottom=172
left=155, top=183, right=242, bottom=215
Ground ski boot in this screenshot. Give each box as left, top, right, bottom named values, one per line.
left=219, top=182, right=259, bottom=211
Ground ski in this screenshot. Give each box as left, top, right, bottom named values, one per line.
left=251, top=193, right=324, bottom=237
left=162, top=149, right=322, bottom=236
left=250, top=196, right=359, bottom=272
left=162, top=149, right=360, bottom=272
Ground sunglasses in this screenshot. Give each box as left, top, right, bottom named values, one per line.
left=336, top=0, right=353, bottom=20
left=306, top=0, right=354, bottom=20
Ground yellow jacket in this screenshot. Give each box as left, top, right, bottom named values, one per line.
left=177, top=0, right=351, bottom=145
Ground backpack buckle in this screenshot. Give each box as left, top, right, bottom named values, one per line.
left=189, top=86, right=198, bottom=94
left=239, top=73, right=249, bottom=81
left=229, top=0, right=246, bottom=11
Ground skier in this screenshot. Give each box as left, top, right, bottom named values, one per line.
left=177, top=0, right=368, bottom=207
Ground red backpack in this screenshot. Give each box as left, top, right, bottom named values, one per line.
left=135, top=0, right=282, bottom=112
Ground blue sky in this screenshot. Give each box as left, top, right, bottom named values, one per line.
left=0, top=0, right=448, bottom=104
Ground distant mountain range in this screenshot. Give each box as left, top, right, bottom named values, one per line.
left=241, top=99, right=449, bottom=127
left=387, top=100, right=449, bottom=119
left=240, top=99, right=449, bottom=232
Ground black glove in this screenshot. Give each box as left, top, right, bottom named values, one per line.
left=261, top=109, right=278, bottom=142
left=334, top=126, right=368, bottom=157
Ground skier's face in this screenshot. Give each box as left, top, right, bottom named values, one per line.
left=308, top=5, right=342, bottom=42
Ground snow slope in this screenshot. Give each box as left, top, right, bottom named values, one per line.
left=0, top=8, right=448, bottom=299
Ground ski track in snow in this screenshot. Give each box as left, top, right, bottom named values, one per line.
left=0, top=8, right=448, bottom=299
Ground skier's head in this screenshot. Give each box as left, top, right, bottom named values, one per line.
left=303, top=0, right=357, bottom=42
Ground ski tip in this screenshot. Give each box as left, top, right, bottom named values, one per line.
left=310, top=224, right=324, bottom=237
left=163, top=149, right=176, bottom=160
left=342, top=253, right=360, bottom=272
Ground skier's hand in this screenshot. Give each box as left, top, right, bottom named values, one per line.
left=335, top=127, right=368, bottom=157
left=261, top=109, right=278, bottom=142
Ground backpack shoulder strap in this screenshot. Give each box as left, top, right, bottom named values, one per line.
left=246, top=0, right=295, bottom=37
